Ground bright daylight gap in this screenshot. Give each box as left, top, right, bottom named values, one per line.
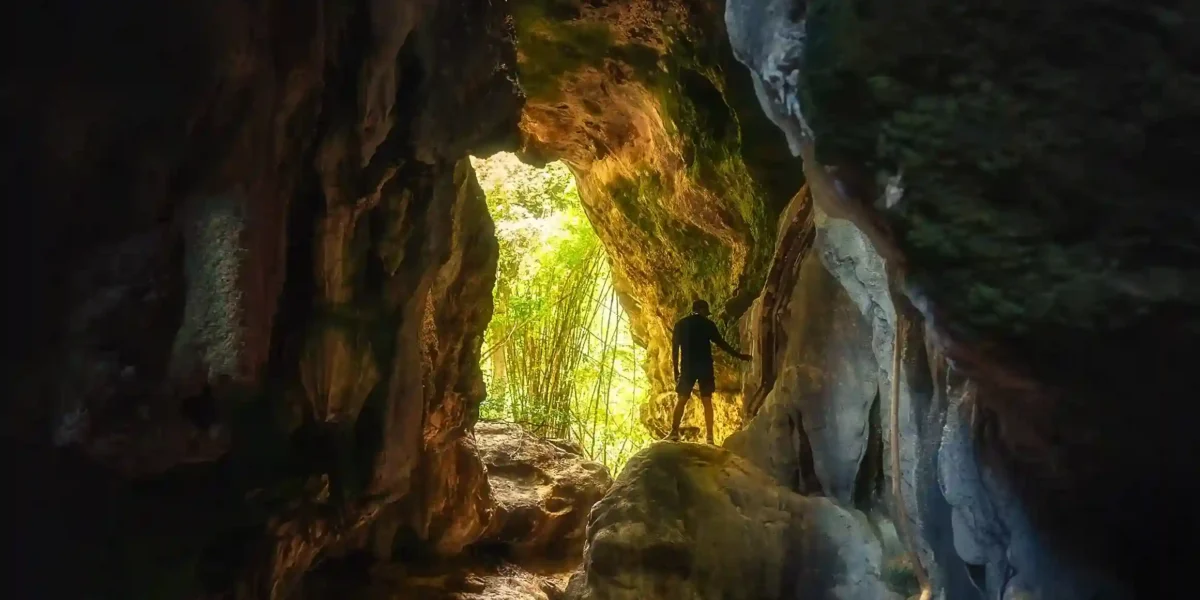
left=469, top=153, right=652, bottom=473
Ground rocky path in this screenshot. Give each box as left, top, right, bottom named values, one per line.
left=302, top=422, right=608, bottom=599
left=329, top=563, right=571, bottom=600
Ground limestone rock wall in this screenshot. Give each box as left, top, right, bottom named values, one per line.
left=2, top=1, right=520, bottom=597
left=725, top=0, right=1200, bottom=597
left=9, top=0, right=1196, bottom=597
left=565, top=443, right=897, bottom=600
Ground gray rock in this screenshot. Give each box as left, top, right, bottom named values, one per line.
left=725, top=0, right=1183, bottom=595
left=727, top=248, right=877, bottom=506
left=937, top=379, right=1131, bottom=600
left=812, top=213, right=931, bottom=565
left=731, top=202, right=976, bottom=598
left=724, top=369, right=808, bottom=492
left=566, top=442, right=898, bottom=600
left=724, top=0, right=812, bottom=154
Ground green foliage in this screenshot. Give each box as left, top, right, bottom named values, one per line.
left=475, top=154, right=652, bottom=474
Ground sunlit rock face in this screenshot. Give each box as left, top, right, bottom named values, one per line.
left=3, top=0, right=519, bottom=596
left=726, top=0, right=1200, bottom=597
left=508, top=0, right=804, bottom=439
left=564, top=443, right=898, bottom=600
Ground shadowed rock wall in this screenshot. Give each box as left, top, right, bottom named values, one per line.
left=2, top=0, right=521, bottom=596
left=8, top=0, right=1195, bottom=598
left=725, top=0, right=1200, bottom=597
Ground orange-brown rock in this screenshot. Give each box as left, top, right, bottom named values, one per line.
left=3, top=1, right=518, bottom=596
left=509, top=0, right=804, bottom=439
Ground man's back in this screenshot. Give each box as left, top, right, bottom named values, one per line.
left=667, top=301, right=750, bottom=443
left=673, top=313, right=719, bottom=374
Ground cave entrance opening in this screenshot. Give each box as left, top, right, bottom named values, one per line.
left=469, top=152, right=652, bottom=473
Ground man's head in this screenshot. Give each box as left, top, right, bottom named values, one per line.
left=692, top=299, right=710, bottom=316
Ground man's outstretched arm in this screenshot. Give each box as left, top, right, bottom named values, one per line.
left=710, top=322, right=752, bottom=361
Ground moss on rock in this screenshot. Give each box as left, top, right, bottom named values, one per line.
left=511, top=0, right=804, bottom=419
left=801, top=0, right=1200, bottom=365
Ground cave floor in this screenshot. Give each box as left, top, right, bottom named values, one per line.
left=305, top=560, right=573, bottom=600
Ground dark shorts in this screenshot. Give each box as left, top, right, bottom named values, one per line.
left=676, top=371, right=715, bottom=396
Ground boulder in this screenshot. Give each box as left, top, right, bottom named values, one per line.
left=475, top=422, right=612, bottom=562
left=566, top=442, right=898, bottom=600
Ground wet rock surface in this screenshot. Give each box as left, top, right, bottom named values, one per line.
left=565, top=442, right=898, bottom=600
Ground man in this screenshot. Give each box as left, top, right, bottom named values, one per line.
left=667, top=299, right=752, bottom=444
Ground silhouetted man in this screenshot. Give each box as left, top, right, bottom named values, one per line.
left=667, top=300, right=751, bottom=444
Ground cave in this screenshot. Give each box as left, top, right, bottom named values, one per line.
left=3, top=1, right=1198, bottom=600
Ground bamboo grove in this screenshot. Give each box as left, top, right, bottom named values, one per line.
left=472, top=154, right=651, bottom=473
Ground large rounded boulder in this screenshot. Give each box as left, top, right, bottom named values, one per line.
left=566, top=442, right=899, bottom=600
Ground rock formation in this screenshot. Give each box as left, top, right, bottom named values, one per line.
left=722, top=0, right=1200, bottom=597
left=299, top=423, right=607, bottom=599
left=474, top=422, right=612, bottom=564
left=564, top=442, right=898, bottom=600
left=5, top=0, right=1197, bottom=598
left=303, top=562, right=573, bottom=600
left=4, top=0, right=520, bottom=597
left=509, top=0, right=803, bottom=439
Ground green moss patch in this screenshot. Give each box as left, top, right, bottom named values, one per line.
left=510, top=0, right=804, bottom=388
left=881, top=556, right=922, bottom=597
left=511, top=0, right=618, bottom=100
left=632, top=32, right=787, bottom=322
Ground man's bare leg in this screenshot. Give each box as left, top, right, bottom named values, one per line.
left=668, top=391, right=690, bottom=439
left=701, top=394, right=714, bottom=444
